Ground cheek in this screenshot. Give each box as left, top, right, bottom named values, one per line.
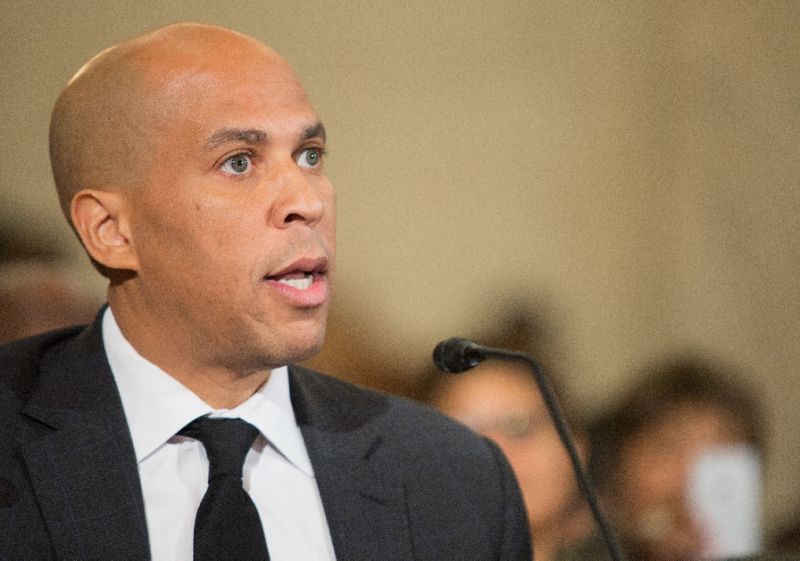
left=134, top=194, right=249, bottom=285
left=620, top=449, right=686, bottom=506
left=319, top=189, right=337, bottom=247
left=511, top=439, right=577, bottom=523
left=185, top=194, right=265, bottom=255
left=506, top=436, right=575, bottom=494
left=533, top=441, right=575, bottom=493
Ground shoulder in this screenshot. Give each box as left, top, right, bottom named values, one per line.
left=289, top=365, right=507, bottom=473
left=289, top=366, right=532, bottom=559
left=0, top=325, right=87, bottom=408
left=289, top=365, right=483, bottom=439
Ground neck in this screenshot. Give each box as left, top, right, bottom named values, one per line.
left=532, top=508, right=590, bottom=561
left=108, top=292, right=273, bottom=409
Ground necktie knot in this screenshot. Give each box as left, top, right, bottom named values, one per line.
left=180, top=417, right=260, bottom=480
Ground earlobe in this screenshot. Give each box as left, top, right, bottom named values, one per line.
left=71, top=189, right=140, bottom=272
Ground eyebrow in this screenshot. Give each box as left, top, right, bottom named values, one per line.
left=303, top=122, right=326, bottom=143
left=204, top=128, right=268, bottom=150
left=204, top=121, right=326, bottom=151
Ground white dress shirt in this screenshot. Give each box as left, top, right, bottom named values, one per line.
left=102, top=308, right=337, bottom=561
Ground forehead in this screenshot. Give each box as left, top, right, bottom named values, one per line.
left=180, top=68, right=308, bottom=111
left=136, top=36, right=317, bottom=141
left=629, top=403, right=746, bottom=451
left=439, top=365, right=543, bottom=414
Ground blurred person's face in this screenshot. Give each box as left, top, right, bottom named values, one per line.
left=433, top=365, right=581, bottom=532
left=614, top=403, right=747, bottom=561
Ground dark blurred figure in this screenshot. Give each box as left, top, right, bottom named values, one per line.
left=590, top=355, right=766, bottom=561
left=0, top=260, right=100, bottom=344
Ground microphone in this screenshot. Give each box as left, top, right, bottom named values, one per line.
left=432, top=337, right=627, bottom=561
left=432, top=337, right=488, bottom=372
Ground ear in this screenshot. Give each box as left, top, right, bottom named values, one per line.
left=71, top=189, right=140, bottom=272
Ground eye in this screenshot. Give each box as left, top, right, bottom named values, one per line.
left=475, top=412, right=549, bottom=441
left=297, top=147, right=325, bottom=169
left=220, top=153, right=252, bottom=175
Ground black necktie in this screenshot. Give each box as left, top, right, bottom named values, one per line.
left=180, top=417, right=270, bottom=561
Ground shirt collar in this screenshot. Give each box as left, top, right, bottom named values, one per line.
left=102, top=307, right=314, bottom=476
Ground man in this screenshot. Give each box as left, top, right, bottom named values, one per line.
left=0, top=23, right=530, bottom=561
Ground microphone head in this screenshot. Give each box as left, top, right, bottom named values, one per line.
left=432, top=337, right=485, bottom=373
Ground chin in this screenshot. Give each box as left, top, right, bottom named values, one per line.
left=285, top=339, right=324, bottom=363
left=271, top=325, right=327, bottom=365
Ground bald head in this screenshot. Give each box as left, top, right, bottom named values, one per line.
left=49, top=23, right=297, bottom=221
left=44, top=21, right=335, bottom=398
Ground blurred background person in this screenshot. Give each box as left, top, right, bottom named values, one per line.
left=430, top=361, right=595, bottom=561
left=0, top=259, right=101, bottom=344
left=590, top=355, right=766, bottom=561
left=425, top=312, right=597, bottom=561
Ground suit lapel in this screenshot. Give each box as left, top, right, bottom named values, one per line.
left=290, top=367, right=415, bottom=561
left=20, top=321, right=150, bottom=560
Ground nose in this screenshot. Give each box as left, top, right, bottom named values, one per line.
left=268, top=162, right=327, bottom=228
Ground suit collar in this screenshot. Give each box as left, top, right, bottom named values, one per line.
left=289, top=366, right=415, bottom=560
left=20, top=315, right=151, bottom=560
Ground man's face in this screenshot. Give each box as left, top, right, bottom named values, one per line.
left=124, top=44, right=335, bottom=372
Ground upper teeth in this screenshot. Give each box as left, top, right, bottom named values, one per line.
left=278, top=274, right=313, bottom=290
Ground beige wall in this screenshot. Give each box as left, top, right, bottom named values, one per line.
left=2, top=1, right=798, bottom=532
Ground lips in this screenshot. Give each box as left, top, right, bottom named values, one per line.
left=266, top=256, right=327, bottom=282
left=264, top=256, right=329, bottom=307
left=270, top=271, right=314, bottom=290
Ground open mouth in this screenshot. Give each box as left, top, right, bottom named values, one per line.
left=265, top=257, right=328, bottom=293
left=270, top=271, right=315, bottom=290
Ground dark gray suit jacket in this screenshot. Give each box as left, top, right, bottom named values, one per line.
left=0, top=320, right=531, bottom=560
